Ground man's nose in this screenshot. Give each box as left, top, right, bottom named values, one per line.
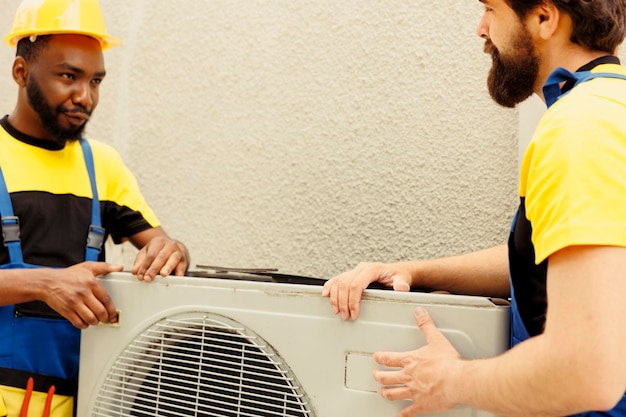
left=72, top=81, right=93, bottom=111
left=476, top=13, right=490, bottom=39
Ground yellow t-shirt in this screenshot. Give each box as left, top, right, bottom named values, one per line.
left=0, top=118, right=160, bottom=266
left=521, top=64, right=626, bottom=264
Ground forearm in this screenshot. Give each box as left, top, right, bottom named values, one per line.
left=400, top=244, right=510, bottom=297
left=451, top=334, right=621, bottom=416
left=453, top=246, right=626, bottom=416
left=0, top=268, right=53, bottom=306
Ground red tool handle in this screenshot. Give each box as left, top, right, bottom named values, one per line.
left=42, top=385, right=55, bottom=417
left=19, top=377, right=34, bottom=417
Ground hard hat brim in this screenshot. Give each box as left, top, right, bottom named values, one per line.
left=4, top=30, right=122, bottom=51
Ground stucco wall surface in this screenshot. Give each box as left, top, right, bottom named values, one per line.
left=0, top=1, right=519, bottom=278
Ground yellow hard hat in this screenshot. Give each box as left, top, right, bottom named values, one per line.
left=4, top=0, right=121, bottom=50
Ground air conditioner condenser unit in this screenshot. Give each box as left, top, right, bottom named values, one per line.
left=77, top=272, right=510, bottom=417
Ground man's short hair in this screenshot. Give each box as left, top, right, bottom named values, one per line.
left=16, top=35, right=52, bottom=62
left=507, top=0, right=626, bottom=53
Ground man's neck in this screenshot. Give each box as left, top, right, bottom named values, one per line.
left=8, top=106, right=51, bottom=142
left=534, top=47, right=614, bottom=101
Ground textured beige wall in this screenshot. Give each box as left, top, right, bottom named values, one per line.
left=0, top=1, right=520, bottom=278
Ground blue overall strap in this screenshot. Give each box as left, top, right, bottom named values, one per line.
left=0, top=167, right=24, bottom=264
left=543, top=67, right=626, bottom=108
left=80, top=139, right=105, bottom=262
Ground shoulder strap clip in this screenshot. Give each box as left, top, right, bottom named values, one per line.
left=86, top=225, right=105, bottom=252
left=1, top=216, right=20, bottom=245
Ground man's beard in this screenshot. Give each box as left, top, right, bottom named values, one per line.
left=485, top=27, right=539, bottom=108
left=26, top=77, right=90, bottom=146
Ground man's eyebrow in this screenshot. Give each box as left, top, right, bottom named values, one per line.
left=56, top=62, right=106, bottom=77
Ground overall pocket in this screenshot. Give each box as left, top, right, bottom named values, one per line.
left=0, top=368, right=76, bottom=417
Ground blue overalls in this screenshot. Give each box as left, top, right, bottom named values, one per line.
left=0, top=139, right=105, bottom=416
left=509, top=67, right=626, bottom=416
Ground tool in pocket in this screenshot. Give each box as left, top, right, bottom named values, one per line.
left=20, top=377, right=55, bottom=417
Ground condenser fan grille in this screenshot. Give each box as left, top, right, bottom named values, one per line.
left=90, top=313, right=314, bottom=417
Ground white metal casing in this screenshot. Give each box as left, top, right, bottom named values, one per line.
left=77, top=272, right=510, bottom=417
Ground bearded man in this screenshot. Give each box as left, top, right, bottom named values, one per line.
left=323, top=1, right=626, bottom=415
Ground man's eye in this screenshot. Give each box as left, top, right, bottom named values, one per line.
left=61, top=73, right=75, bottom=79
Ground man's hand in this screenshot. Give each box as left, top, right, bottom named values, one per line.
left=42, top=262, right=123, bottom=329
left=373, top=307, right=461, bottom=416
left=132, top=236, right=189, bottom=282
left=322, top=262, right=411, bottom=320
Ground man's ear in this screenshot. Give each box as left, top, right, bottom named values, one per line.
left=527, top=2, right=561, bottom=41
left=12, top=57, right=29, bottom=87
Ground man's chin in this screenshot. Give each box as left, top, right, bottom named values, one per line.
left=490, top=91, right=533, bottom=108
left=48, top=128, right=85, bottom=146
left=48, top=120, right=86, bottom=144
left=487, top=68, right=536, bottom=108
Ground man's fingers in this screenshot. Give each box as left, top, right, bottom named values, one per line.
left=377, top=384, right=411, bottom=401
left=76, top=303, right=102, bottom=327
left=174, top=257, right=188, bottom=276
left=160, top=251, right=183, bottom=277
left=84, top=261, right=123, bottom=276
left=413, top=307, right=445, bottom=345
left=133, top=238, right=189, bottom=280
left=347, top=284, right=364, bottom=320
left=372, top=368, right=406, bottom=386
left=131, top=251, right=145, bottom=275
left=336, top=279, right=350, bottom=320
left=80, top=264, right=119, bottom=322
left=392, top=278, right=411, bottom=292
left=65, top=312, right=90, bottom=330
left=373, top=350, right=406, bottom=368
